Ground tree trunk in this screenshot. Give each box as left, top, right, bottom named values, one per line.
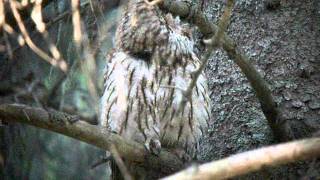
left=201, top=0, right=320, bottom=178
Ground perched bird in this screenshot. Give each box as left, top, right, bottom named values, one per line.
left=100, top=0, right=211, bottom=178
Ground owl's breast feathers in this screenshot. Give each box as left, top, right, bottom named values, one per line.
left=101, top=0, right=211, bottom=158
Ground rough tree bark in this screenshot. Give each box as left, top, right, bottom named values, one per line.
left=200, top=0, right=320, bottom=178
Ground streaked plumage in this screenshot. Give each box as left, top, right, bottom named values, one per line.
left=100, top=0, right=211, bottom=178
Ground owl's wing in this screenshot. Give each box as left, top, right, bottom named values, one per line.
left=100, top=51, right=162, bottom=153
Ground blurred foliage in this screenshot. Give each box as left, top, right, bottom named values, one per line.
left=0, top=0, right=120, bottom=179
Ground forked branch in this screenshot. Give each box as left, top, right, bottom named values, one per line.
left=177, top=0, right=235, bottom=115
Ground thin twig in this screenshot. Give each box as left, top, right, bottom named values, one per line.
left=0, top=0, right=4, bottom=28
left=77, top=31, right=100, bottom=117
left=71, top=0, right=82, bottom=45
left=31, top=0, right=67, bottom=70
left=9, top=0, right=67, bottom=73
left=3, top=23, right=16, bottom=35
left=176, top=0, right=235, bottom=115
left=70, top=0, right=100, bottom=115
left=110, top=144, right=134, bottom=180
left=31, top=0, right=56, bottom=57
left=1, top=2, right=90, bottom=60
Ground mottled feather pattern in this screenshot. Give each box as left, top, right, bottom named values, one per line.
left=100, top=0, right=211, bottom=159
left=115, top=0, right=168, bottom=56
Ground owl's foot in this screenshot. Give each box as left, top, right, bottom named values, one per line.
left=67, top=115, right=80, bottom=124
left=144, top=138, right=161, bottom=155
left=172, top=148, right=192, bottom=163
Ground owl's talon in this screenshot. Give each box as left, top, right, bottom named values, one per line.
left=144, top=143, right=150, bottom=152
left=203, top=38, right=213, bottom=45
left=144, top=138, right=161, bottom=155
left=111, top=130, right=118, bottom=134
left=68, top=115, right=80, bottom=124
left=172, top=149, right=192, bottom=162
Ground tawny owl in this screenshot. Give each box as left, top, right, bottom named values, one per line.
left=100, top=0, right=211, bottom=178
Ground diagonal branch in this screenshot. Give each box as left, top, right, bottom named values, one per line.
left=9, top=0, right=68, bottom=73
left=109, top=144, right=134, bottom=180
left=177, top=0, right=235, bottom=115
left=161, top=0, right=292, bottom=141
left=162, top=137, right=320, bottom=180
left=0, top=103, right=183, bottom=174
left=4, top=0, right=52, bottom=27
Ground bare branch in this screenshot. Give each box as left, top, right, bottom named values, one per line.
left=0, top=104, right=183, bottom=174
left=162, top=137, right=320, bottom=180
left=1, top=1, right=90, bottom=61
left=9, top=0, right=68, bottom=73
left=110, top=144, right=134, bottom=180
left=4, top=0, right=52, bottom=27
left=71, top=0, right=82, bottom=45
left=70, top=0, right=100, bottom=116
left=0, top=0, right=4, bottom=28
left=177, top=0, right=235, bottom=115
left=31, top=0, right=66, bottom=65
